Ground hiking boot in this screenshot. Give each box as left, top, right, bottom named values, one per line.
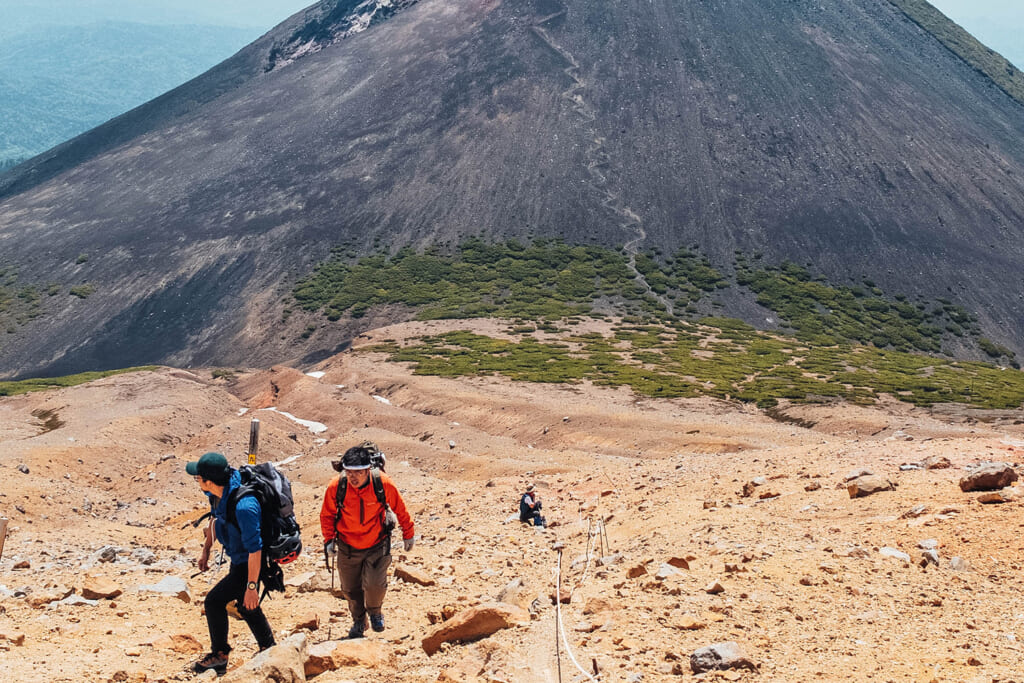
left=370, top=613, right=385, bottom=632
left=347, top=618, right=367, bottom=639
left=193, top=651, right=228, bottom=676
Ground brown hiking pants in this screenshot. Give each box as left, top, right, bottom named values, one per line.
left=335, top=540, right=392, bottom=623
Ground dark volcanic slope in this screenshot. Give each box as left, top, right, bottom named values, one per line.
left=1, top=0, right=1023, bottom=378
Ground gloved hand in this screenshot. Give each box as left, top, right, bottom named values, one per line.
left=325, top=540, right=337, bottom=556
left=403, top=537, right=415, bottom=551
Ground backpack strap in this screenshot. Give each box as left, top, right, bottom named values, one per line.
left=334, top=469, right=393, bottom=549
left=370, top=469, right=388, bottom=507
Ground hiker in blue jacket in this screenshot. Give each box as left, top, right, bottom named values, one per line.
left=188, top=452, right=276, bottom=675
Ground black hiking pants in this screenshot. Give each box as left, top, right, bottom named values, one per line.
left=205, top=562, right=275, bottom=654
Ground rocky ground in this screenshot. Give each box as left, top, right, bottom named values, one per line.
left=3, top=319, right=1024, bottom=682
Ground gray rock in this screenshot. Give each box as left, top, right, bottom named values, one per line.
left=901, top=504, right=928, bottom=519
left=950, top=556, right=970, bottom=572
left=690, top=641, right=758, bottom=673
left=131, top=548, right=157, bottom=565
left=655, top=563, right=681, bottom=580
left=61, top=594, right=99, bottom=606
left=137, top=576, right=191, bottom=603
left=917, top=539, right=938, bottom=550
left=95, top=546, right=119, bottom=563
left=959, top=462, right=1018, bottom=492
left=879, top=547, right=911, bottom=563
left=222, top=633, right=307, bottom=683
left=17, top=464, right=29, bottom=474
left=919, top=550, right=940, bottom=567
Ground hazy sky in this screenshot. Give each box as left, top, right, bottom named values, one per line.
left=2, top=0, right=314, bottom=31
left=928, top=0, right=1023, bottom=67
left=1, top=0, right=1020, bottom=66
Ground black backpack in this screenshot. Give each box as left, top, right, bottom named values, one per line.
left=336, top=468, right=397, bottom=548
left=226, top=463, right=303, bottom=598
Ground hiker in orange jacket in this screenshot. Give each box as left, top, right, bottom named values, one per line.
left=320, top=444, right=414, bottom=638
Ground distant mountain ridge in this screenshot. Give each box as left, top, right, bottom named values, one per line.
left=0, top=0, right=1023, bottom=379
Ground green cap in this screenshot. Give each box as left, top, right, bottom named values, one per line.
left=185, top=452, right=230, bottom=481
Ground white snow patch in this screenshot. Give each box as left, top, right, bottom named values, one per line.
left=258, top=407, right=328, bottom=434
left=238, top=408, right=250, bottom=416
left=372, top=395, right=392, bottom=405
left=275, top=454, right=303, bottom=467
left=306, top=371, right=326, bottom=379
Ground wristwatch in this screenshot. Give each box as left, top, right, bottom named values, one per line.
left=247, top=581, right=258, bottom=591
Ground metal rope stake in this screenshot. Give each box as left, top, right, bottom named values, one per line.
left=556, top=549, right=562, bottom=683
left=554, top=547, right=599, bottom=682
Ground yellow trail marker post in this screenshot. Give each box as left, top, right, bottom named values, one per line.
left=247, top=418, right=260, bottom=465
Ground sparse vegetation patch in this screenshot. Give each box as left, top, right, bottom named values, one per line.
left=0, top=366, right=160, bottom=397
left=365, top=322, right=1024, bottom=409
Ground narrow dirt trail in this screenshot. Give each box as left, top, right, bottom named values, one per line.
left=531, top=6, right=675, bottom=317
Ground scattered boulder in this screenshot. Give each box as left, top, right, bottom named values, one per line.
left=221, top=633, right=307, bottom=683
left=950, top=557, right=970, bottom=572
left=150, top=634, right=203, bottom=654
left=690, top=641, right=758, bottom=673
left=96, top=546, right=120, bottom=563
left=844, top=468, right=874, bottom=481
left=305, top=639, right=389, bottom=677
left=596, top=554, right=622, bottom=566
left=291, top=613, right=320, bottom=633
left=82, top=575, right=123, bottom=600
left=977, top=486, right=1024, bottom=504
left=422, top=603, right=529, bottom=656
left=284, top=571, right=316, bottom=590
left=137, top=577, right=191, bottom=603
left=666, top=557, right=690, bottom=570
left=12, top=560, right=29, bottom=570
left=879, top=547, right=911, bottom=564
left=655, top=563, right=681, bottom=580
left=675, top=614, right=706, bottom=630
left=17, top=464, right=29, bottom=474
left=847, top=475, right=894, bottom=498
left=394, top=566, right=436, bottom=587
left=131, top=548, right=157, bottom=566
left=28, top=589, right=70, bottom=607
left=61, top=594, right=99, bottom=607
left=495, top=578, right=532, bottom=610
left=920, top=550, right=940, bottom=568
left=0, top=631, right=26, bottom=646
left=804, top=481, right=821, bottom=492
left=704, top=581, right=724, bottom=594
left=923, top=455, right=952, bottom=470
left=959, top=462, right=1018, bottom=492
left=626, top=563, right=648, bottom=579
left=901, top=504, right=928, bottom=519
left=582, top=597, right=619, bottom=615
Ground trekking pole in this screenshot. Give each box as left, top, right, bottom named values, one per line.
left=0, top=517, right=8, bottom=563
left=601, top=517, right=611, bottom=553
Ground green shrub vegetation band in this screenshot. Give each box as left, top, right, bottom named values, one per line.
left=296, top=239, right=1022, bottom=407
left=0, top=366, right=159, bottom=397
left=365, top=325, right=1024, bottom=409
